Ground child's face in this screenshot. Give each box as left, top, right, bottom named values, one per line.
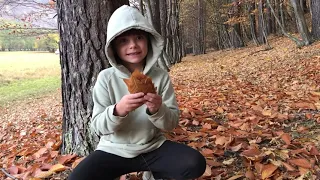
left=113, top=30, right=148, bottom=68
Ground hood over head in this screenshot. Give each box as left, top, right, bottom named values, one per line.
left=105, top=5, right=164, bottom=77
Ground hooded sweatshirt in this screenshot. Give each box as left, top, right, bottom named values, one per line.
left=90, top=5, right=180, bottom=158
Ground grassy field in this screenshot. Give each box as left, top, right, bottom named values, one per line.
left=0, top=51, right=61, bottom=105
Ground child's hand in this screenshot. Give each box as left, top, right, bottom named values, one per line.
left=144, top=93, right=162, bottom=115
left=114, top=92, right=146, bottom=117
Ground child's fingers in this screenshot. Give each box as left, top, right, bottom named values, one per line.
left=129, top=92, right=145, bottom=99
left=129, top=98, right=146, bottom=104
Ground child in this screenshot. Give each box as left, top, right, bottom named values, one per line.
left=68, top=5, right=206, bottom=180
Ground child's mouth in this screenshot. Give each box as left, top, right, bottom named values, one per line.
left=127, top=52, right=141, bottom=56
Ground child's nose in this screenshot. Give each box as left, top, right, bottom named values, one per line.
left=128, top=39, right=138, bottom=48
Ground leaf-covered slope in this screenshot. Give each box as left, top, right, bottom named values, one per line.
left=0, top=36, right=319, bottom=179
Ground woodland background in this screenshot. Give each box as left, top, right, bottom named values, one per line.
left=0, top=0, right=319, bottom=179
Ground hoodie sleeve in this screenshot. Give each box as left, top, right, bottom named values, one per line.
left=148, top=73, right=179, bottom=131
left=90, top=71, right=127, bottom=136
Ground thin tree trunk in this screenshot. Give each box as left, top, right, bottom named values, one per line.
left=290, top=0, right=312, bottom=45
left=311, top=0, right=320, bottom=39
left=266, top=0, right=305, bottom=47
left=139, top=0, right=144, bottom=16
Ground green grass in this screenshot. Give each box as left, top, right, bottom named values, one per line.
left=0, top=51, right=61, bottom=105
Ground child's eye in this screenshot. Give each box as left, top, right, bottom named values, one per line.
left=137, top=35, right=145, bottom=40
left=119, top=38, right=128, bottom=43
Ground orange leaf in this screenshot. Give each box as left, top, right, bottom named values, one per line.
left=293, top=102, right=316, bottom=110
left=227, top=174, right=243, bottom=180
left=245, top=170, right=255, bottom=180
left=216, top=107, right=224, bottom=113
left=206, top=160, right=222, bottom=167
left=241, top=147, right=261, bottom=157
left=288, top=159, right=311, bottom=169
left=192, top=120, right=199, bottom=126
left=262, top=109, right=272, bottom=117
left=282, top=162, right=296, bottom=171
left=202, top=148, right=214, bottom=155
left=202, top=123, right=211, bottom=129
left=49, top=164, right=67, bottom=172
left=8, top=166, right=18, bottom=175
left=72, top=157, right=85, bottom=169
left=58, top=154, right=77, bottom=165
left=34, top=170, right=53, bottom=178
left=280, top=133, right=291, bottom=145
left=261, top=164, right=278, bottom=179
left=215, top=136, right=227, bottom=146
left=310, top=146, right=320, bottom=155
left=123, top=69, right=156, bottom=94
left=230, top=143, right=242, bottom=152
left=203, top=165, right=212, bottom=177
left=33, top=147, right=48, bottom=159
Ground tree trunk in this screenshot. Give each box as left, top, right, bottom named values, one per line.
left=57, top=0, right=129, bottom=156
left=290, top=0, right=312, bottom=45
left=194, top=0, right=206, bottom=54
left=139, top=0, right=144, bottom=16
left=159, top=0, right=167, bottom=43
left=257, top=0, right=265, bottom=44
left=149, top=0, right=161, bottom=33
left=266, top=0, right=305, bottom=46
left=259, top=0, right=271, bottom=49
left=228, top=0, right=244, bottom=48
left=311, top=0, right=320, bottom=39
left=165, top=0, right=182, bottom=64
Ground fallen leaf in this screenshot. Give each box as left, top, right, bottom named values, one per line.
left=33, top=148, right=48, bottom=159
left=58, top=154, right=77, bottom=165
left=261, top=163, right=278, bottom=179
left=34, top=170, right=53, bottom=178
left=282, top=162, right=296, bottom=171
left=216, top=107, right=224, bottom=113
left=8, top=166, right=18, bottom=175
left=288, top=159, right=311, bottom=169
left=202, top=123, right=212, bottom=129
left=72, top=157, right=85, bottom=169
left=227, top=174, right=243, bottom=180
left=203, top=165, right=212, bottom=177
left=202, top=148, right=214, bottom=155
left=230, top=143, right=242, bottom=152
left=49, top=164, right=67, bottom=172
left=280, top=133, right=291, bottom=145
left=245, top=170, right=255, bottom=180
left=223, top=158, right=235, bottom=165
left=215, top=136, right=227, bottom=146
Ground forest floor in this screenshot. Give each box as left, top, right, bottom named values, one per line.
left=0, top=36, right=319, bottom=180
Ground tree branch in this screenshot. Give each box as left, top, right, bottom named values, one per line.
left=0, top=168, right=18, bottom=180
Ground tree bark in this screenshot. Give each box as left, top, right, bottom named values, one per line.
left=290, top=0, right=312, bottom=45
left=139, top=0, right=144, bottom=16
left=257, top=0, right=265, bottom=44
left=149, top=0, right=161, bottom=33
left=57, top=0, right=129, bottom=156
left=194, top=0, right=206, bottom=54
left=311, top=0, right=320, bottom=39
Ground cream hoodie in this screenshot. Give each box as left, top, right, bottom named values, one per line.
left=90, top=5, right=179, bottom=158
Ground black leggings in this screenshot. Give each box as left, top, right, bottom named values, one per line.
left=68, top=140, right=206, bottom=180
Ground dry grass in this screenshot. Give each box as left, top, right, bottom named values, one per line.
left=0, top=51, right=60, bottom=85
left=0, top=51, right=61, bottom=105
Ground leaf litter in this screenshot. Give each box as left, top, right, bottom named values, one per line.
left=0, top=36, right=319, bottom=179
